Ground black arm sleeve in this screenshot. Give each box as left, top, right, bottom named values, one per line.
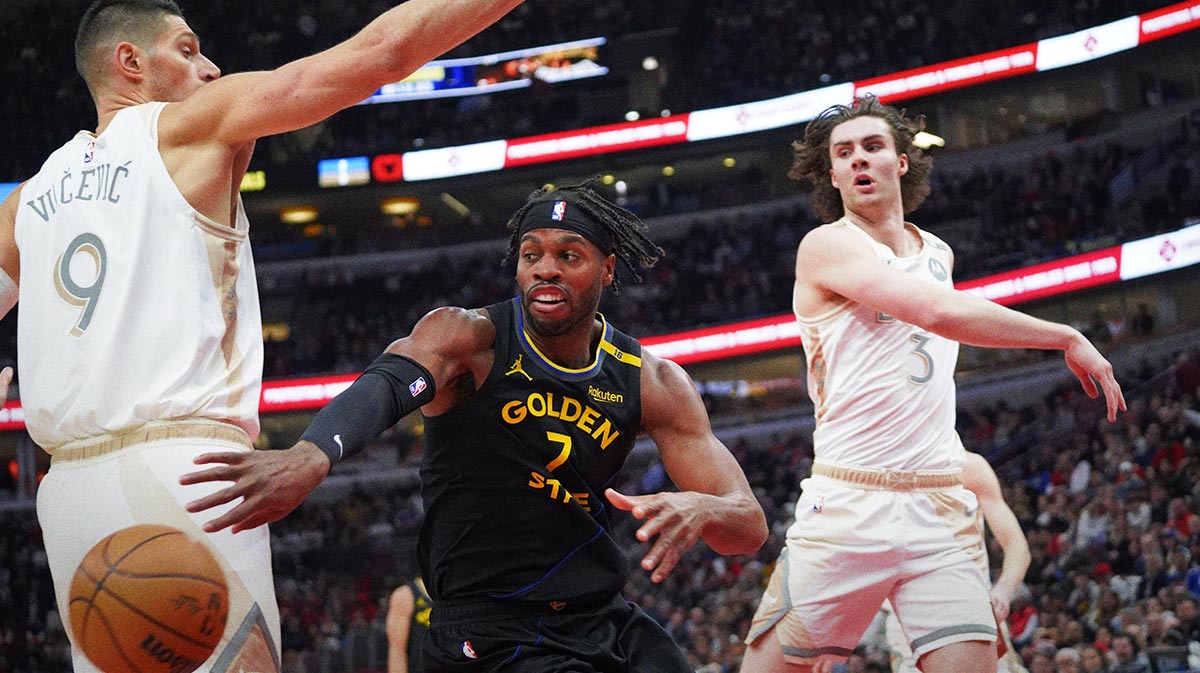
left=300, top=353, right=436, bottom=467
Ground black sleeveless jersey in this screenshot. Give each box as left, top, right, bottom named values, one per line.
left=419, top=297, right=643, bottom=606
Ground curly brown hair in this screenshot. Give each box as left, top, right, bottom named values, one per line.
left=789, top=94, right=933, bottom=223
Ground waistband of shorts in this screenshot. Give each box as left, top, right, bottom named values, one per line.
left=50, top=419, right=252, bottom=463
left=812, top=459, right=962, bottom=492
left=430, top=594, right=620, bottom=624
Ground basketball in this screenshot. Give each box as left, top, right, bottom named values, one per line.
left=68, top=524, right=228, bottom=673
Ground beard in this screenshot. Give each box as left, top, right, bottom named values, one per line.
left=520, top=280, right=603, bottom=339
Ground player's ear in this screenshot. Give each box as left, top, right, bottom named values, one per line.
left=115, top=42, right=146, bottom=83
left=602, top=255, right=615, bottom=287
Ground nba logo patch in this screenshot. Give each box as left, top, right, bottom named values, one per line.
left=409, top=377, right=427, bottom=397
left=83, top=140, right=95, bottom=164
left=551, top=200, right=567, bottom=221
left=462, top=641, right=478, bottom=659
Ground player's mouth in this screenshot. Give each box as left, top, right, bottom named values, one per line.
left=528, top=285, right=569, bottom=312
left=853, top=173, right=875, bottom=191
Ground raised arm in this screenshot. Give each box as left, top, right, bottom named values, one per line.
left=962, top=453, right=1031, bottom=622
left=606, top=351, right=767, bottom=583
left=163, top=0, right=525, bottom=147
left=797, top=225, right=1125, bottom=420
left=183, top=306, right=495, bottom=532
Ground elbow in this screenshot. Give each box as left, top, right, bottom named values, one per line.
left=710, top=501, right=768, bottom=556
left=918, top=295, right=960, bottom=336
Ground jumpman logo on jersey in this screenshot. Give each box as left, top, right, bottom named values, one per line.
left=505, top=354, right=533, bottom=381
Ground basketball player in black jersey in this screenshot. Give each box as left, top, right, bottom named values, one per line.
left=184, top=180, right=768, bottom=672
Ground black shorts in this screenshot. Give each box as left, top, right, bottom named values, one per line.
left=421, top=595, right=691, bottom=673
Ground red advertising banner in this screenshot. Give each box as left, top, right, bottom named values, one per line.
left=854, top=45, right=1038, bottom=104
left=503, top=116, right=691, bottom=167
left=955, top=246, right=1123, bottom=305
left=1138, top=0, right=1200, bottom=43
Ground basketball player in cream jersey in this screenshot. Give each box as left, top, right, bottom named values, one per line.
left=741, top=95, right=1125, bottom=673
left=0, top=0, right=523, bottom=671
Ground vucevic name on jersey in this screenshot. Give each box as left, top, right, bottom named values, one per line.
left=419, top=298, right=643, bottom=607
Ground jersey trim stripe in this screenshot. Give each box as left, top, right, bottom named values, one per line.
left=514, top=297, right=629, bottom=378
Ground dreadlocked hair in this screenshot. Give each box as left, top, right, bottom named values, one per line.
left=502, top=178, right=663, bottom=294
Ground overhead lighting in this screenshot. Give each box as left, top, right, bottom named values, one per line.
left=601, top=174, right=616, bottom=185
left=662, top=166, right=675, bottom=177
left=722, top=157, right=737, bottom=168
left=380, top=197, right=420, bottom=216
left=625, top=110, right=640, bottom=122
left=642, top=56, right=659, bottom=71
left=913, top=131, right=945, bottom=149
left=280, top=206, right=318, bottom=224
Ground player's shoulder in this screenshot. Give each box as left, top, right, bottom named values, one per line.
left=413, top=306, right=495, bottom=351
left=796, top=219, right=872, bottom=260
left=914, top=225, right=954, bottom=255
left=638, top=348, right=691, bottom=398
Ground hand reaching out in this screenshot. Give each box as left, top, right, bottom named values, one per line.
left=606, top=488, right=709, bottom=584
left=180, top=441, right=330, bottom=534
left=1064, top=337, right=1126, bottom=422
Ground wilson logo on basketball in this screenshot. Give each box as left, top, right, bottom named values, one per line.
left=140, top=634, right=201, bottom=673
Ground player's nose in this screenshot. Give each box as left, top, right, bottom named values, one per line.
left=198, top=54, right=221, bottom=81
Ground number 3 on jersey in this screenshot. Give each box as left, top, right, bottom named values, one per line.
left=54, top=233, right=107, bottom=336
left=907, top=332, right=934, bottom=385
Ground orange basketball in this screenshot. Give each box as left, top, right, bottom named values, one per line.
left=68, top=524, right=229, bottom=673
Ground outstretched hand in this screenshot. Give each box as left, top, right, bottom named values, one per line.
left=180, top=441, right=331, bottom=534
left=606, top=488, right=708, bottom=584
left=1064, top=338, right=1126, bottom=422
left=0, top=366, right=11, bottom=402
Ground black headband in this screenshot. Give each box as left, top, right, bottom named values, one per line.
left=517, top=198, right=613, bottom=256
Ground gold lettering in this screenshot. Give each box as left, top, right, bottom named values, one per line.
left=559, top=396, right=582, bottom=422
left=528, top=471, right=546, bottom=488
left=502, top=400, right=526, bottom=424
left=579, top=406, right=600, bottom=433
left=572, top=492, right=590, bottom=510
left=528, top=393, right=547, bottom=417
left=544, top=478, right=572, bottom=502
left=591, top=419, right=619, bottom=450
left=545, top=392, right=559, bottom=418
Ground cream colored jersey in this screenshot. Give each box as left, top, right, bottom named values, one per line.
left=796, top=220, right=963, bottom=470
left=14, top=103, right=262, bottom=450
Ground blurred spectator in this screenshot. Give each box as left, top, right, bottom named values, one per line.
left=1108, top=632, right=1152, bottom=673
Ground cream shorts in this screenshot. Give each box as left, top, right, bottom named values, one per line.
left=747, top=469, right=995, bottom=666
left=37, top=421, right=281, bottom=673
